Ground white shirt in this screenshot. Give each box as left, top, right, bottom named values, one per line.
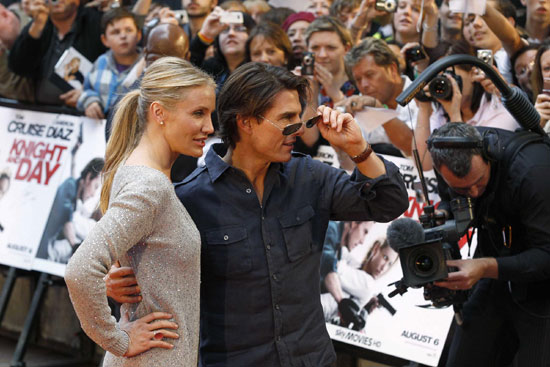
left=430, top=93, right=520, bottom=132
left=364, top=76, right=418, bottom=148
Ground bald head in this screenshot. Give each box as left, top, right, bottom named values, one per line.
left=0, top=4, right=20, bottom=49
left=144, top=23, right=189, bottom=67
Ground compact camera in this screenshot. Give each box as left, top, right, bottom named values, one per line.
left=173, top=10, right=189, bottom=24
left=405, top=46, right=427, bottom=63
left=220, top=11, right=244, bottom=24
left=477, top=49, right=493, bottom=65
left=301, top=52, right=315, bottom=76
left=428, top=70, right=463, bottom=101
left=375, top=0, right=397, bottom=12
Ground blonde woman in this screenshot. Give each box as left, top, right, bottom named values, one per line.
left=65, top=57, right=215, bottom=366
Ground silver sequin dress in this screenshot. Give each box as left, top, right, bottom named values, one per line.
left=65, top=165, right=201, bottom=366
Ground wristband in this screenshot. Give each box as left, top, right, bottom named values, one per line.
left=198, top=31, right=214, bottom=45
left=350, top=143, right=373, bottom=164
left=422, top=22, right=438, bottom=32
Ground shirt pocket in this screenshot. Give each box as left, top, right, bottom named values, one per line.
left=279, top=205, right=315, bottom=262
left=204, top=226, right=252, bottom=277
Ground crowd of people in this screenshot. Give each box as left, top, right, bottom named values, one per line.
left=2, top=0, right=550, bottom=366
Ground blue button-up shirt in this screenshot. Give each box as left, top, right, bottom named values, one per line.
left=175, top=144, right=408, bottom=367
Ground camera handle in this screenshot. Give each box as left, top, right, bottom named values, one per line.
left=396, top=54, right=545, bottom=136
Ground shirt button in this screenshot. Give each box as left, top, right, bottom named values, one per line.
left=266, top=244, right=271, bottom=251
left=223, top=235, right=229, bottom=241
left=272, top=273, right=278, bottom=281
left=275, top=304, right=280, bottom=310
left=246, top=188, right=252, bottom=194
left=296, top=216, right=300, bottom=221
left=276, top=336, right=281, bottom=342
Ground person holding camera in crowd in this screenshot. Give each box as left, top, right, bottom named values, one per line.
left=415, top=42, right=520, bottom=170
left=426, top=122, right=550, bottom=367
left=104, top=62, right=408, bottom=366
left=281, top=11, right=315, bottom=63
left=337, top=37, right=416, bottom=157
left=8, top=0, right=106, bottom=107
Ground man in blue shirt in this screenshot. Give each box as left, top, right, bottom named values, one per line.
left=106, top=62, right=408, bottom=366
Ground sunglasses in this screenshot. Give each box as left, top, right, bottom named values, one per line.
left=259, top=114, right=323, bottom=136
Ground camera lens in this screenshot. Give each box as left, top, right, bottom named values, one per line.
left=415, top=255, right=434, bottom=273
left=408, top=246, right=440, bottom=278
left=429, top=76, right=452, bottom=101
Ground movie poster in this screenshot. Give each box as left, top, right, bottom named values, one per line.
left=322, top=155, right=472, bottom=366
left=32, top=115, right=106, bottom=277
left=0, top=107, right=77, bottom=269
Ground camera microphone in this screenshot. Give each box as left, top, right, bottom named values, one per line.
left=387, top=218, right=425, bottom=251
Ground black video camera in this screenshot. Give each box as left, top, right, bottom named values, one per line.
left=389, top=198, right=473, bottom=308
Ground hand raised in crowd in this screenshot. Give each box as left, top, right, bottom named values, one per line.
left=349, top=0, right=377, bottom=33
left=120, top=311, right=179, bottom=357
left=472, top=66, right=502, bottom=97
left=199, top=6, right=228, bottom=42
left=59, top=88, right=82, bottom=108
left=335, top=95, right=381, bottom=114
left=28, top=0, right=49, bottom=38
left=85, top=101, right=105, bottom=120
left=105, top=261, right=141, bottom=303
left=314, top=63, right=345, bottom=103
left=316, top=105, right=365, bottom=153
left=535, top=93, right=550, bottom=127
left=157, top=7, right=179, bottom=26
left=401, top=42, right=430, bottom=73
left=29, top=0, right=49, bottom=22
left=437, top=73, right=463, bottom=122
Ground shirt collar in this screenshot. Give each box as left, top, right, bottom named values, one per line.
left=205, top=143, right=286, bottom=183
left=205, top=143, right=231, bottom=182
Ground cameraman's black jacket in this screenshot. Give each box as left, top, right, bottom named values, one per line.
left=442, top=128, right=550, bottom=315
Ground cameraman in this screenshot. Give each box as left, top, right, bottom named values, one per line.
left=427, top=122, right=550, bottom=367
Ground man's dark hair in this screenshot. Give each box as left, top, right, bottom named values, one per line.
left=101, top=8, right=139, bottom=34
left=217, top=62, right=310, bottom=148
left=80, top=158, right=105, bottom=181
left=429, top=123, right=484, bottom=178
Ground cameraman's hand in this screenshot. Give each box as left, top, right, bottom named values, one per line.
left=120, top=311, right=178, bottom=357
left=434, top=258, right=498, bottom=290
left=105, top=261, right=142, bottom=304
left=334, top=95, right=382, bottom=114
left=199, top=6, right=227, bottom=42
left=437, top=74, right=463, bottom=122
